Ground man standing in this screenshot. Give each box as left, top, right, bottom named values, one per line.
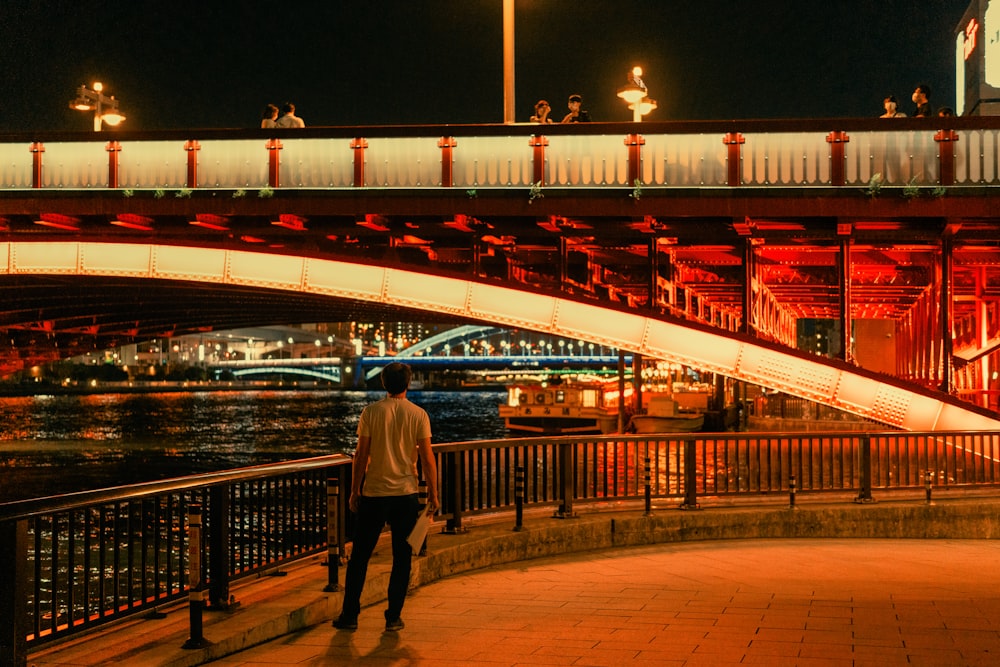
left=911, top=84, right=933, bottom=118
left=561, top=94, right=592, bottom=122
left=333, top=362, right=439, bottom=632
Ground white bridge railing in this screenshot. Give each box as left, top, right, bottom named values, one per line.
left=1, top=118, right=997, bottom=191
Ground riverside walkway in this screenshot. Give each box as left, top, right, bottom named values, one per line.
left=29, top=494, right=1000, bottom=666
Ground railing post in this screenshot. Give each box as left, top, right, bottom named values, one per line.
left=826, top=131, right=850, bottom=186
left=514, top=465, right=524, bottom=531
left=643, top=455, right=652, bottom=516
left=553, top=441, right=576, bottom=519
left=0, top=518, right=28, bottom=667
left=266, top=138, right=282, bottom=188
left=30, top=142, right=44, bottom=189
left=207, top=486, right=233, bottom=609
left=680, top=439, right=700, bottom=510
left=855, top=434, right=875, bottom=503
left=184, top=140, right=200, bottom=189
left=529, top=134, right=548, bottom=186
left=324, top=468, right=342, bottom=592
left=723, top=132, right=745, bottom=187
left=351, top=137, right=368, bottom=188
left=182, top=503, right=212, bottom=649
left=106, top=140, right=121, bottom=189
left=438, top=136, right=457, bottom=187
left=443, top=451, right=466, bottom=534
left=625, top=133, right=645, bottom=187
left=934, top=130, right=959, bottom=186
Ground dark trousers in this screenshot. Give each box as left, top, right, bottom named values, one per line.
left=341, top=493, right=419, bottom=620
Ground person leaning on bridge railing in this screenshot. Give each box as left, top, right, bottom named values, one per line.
left=275, top=102, right=305, bottom=128
left=332, top=361, right=439, bottom=633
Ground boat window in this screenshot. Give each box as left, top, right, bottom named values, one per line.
left=555, top=390, right=565, bottom=404
left=581, top=389, right=598, bottom=408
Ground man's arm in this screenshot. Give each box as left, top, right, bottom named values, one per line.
left=416, top=437, right=439, bottom=514
left=348, top=435, right=371, bottom=513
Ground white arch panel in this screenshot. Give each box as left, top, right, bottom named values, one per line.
left=4, top=240, right=999, bottom=432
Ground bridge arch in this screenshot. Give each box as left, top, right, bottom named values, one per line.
left=3, top=240, right=997, bottom=431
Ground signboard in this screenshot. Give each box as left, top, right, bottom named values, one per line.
left=957, top=0, right=1000, bottom=115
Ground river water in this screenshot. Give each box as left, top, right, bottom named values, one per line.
left=0, top=389, right=507, bottom=503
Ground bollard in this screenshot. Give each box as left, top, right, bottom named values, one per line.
left=643, top=456, right=652, bottom=516
left=182, top=503, right=212, bottom=649
left=324, top=473, right=340, bottom=592
left=514, top=466, right=524, bottom=531
left=789, top=474, right=797, bottom=510
left=925, top=470, right=934, bottom=505
left=417, top=480, right=428, bottom=556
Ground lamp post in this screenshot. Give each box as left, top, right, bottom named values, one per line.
left=69, top=82, right=126, bottom=132
left=503, top=0, right=515, bottom=124
left=617, top=67, right=656, bottom=122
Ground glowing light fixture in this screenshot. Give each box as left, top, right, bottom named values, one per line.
left=111, top=213, right=154, bottom=231
left=69, top=82, right=127, bottom=132
left=272, top=214, right=308, bottom=231
left=34, top=213, right=81, bottom=231
left=189, top=214, right=230, bottom=231
left=617, top=66, right=657, bottom=122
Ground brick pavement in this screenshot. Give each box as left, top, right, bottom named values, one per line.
left=210, top=539, right=1000, bottom=666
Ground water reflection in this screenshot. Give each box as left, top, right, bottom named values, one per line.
left=0, top=390, right=506, bottom=502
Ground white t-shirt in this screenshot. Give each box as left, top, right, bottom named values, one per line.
left=357, top=396, right=431, bottom=496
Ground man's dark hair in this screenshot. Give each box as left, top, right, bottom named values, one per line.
left=381, top=362, right=412, bottom=394
left=916, top=84, right=931, bottom=99
left=281, top=102, right=296, bottom=114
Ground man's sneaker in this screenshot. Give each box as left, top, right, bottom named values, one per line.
left=384, top=616, right=405, bottom=632
left=332, top=615, right=358, bottom=631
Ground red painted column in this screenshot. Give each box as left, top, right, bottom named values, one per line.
left=351, top=138, right=368, bottom=188
left=723, top=132, right=745, bottom=187
left=826, top=131, right=850, bottom=186
left=184, top=140, right=201, bottom=188
left=625, top=133, right=645, bottom=185
left=934, top=130, right=960, bottom=186
left=265, top=138, right=283, bottom=188
left=30, top=142, right=44, bottom=189
left=438, top=136, right=457, bottom=187
left=106, top=141, right=122, bottom=189
left=529, top=135, right=548, bottom=186
left=940, top=235, right=954, bottom=393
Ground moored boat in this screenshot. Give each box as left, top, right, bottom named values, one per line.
left=499, top=377, right=626, bottom=435
left=626, top=395, right=705, bottom=433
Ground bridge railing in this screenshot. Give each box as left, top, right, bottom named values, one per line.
left=4, top=429, right=1000, bottom=664
left=2, top=118, right=998, bottom=192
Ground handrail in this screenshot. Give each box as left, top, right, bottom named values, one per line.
left=0, top=454, right=352, bottom=521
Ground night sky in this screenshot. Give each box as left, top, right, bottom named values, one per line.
left=0, top=1, right=972, bottom=133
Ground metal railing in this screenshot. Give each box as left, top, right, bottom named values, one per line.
left=4, top=429, right=1000, bottom=664
left=2, top=117, right=998, bottom=191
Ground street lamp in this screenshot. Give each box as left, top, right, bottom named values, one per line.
left=503, top=0, right=515, bottom=124
left=69, top=82, right=126, bottom=131
left=617, top=67, right=657, bottom=122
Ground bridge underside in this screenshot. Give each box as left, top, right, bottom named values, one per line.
left=0, top=236, right=996, bottom=432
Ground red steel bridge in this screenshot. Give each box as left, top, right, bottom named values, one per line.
left=1, top=117, right=1000, bottom=431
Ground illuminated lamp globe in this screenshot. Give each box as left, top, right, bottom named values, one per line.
left=101, top=111, right=126, bottom=126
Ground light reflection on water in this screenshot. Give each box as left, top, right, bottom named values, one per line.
left=0, top=390, right=506, bottom=503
